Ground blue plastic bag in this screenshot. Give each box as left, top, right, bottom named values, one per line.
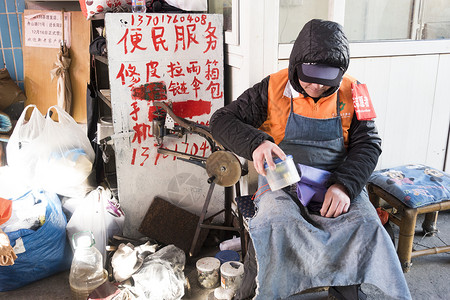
left=0, top=190, right=72, bottom=291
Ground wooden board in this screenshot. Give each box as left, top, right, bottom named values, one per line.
left=138, top=196, right=209, bottom=256
left=23, top=10, right=90, bottom=123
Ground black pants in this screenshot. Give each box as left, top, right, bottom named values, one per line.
left=233, top=239, right=257, bottom=300
left=329, top=285, right=365, bottom=300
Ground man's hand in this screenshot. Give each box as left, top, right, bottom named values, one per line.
left=252, top=140, right=286, bottom=176
left=320, top=183, right=350, bottom=218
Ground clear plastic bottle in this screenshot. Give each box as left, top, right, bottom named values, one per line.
left=132, top=0, right=146, bottom=13
left=69, top=231, right=108, bottom=300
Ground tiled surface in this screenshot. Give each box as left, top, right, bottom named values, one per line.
left=0, top=0, right=24, bottom=90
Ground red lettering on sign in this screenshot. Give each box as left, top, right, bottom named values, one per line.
left=167, top=61, right=185, bottom=78
left=186, top=61, right=201, bottom=75
left=206, top=81, right=223, bottom=99
left=132, top=123, right=152, bottom=144
left=130, top=101, right=140, bottom=121
left=203, top=22, right=217, bottom=53
left=205, top=59, right=220, bottom=80
left=129, top=28, right=147, bottom=53
left=172, top=99, right=211, bottom=119
left=131, top=82, right=168, bottom=101
left=168, top=81, right=189, bottom=97
left=151, top=27, right=168, bottom=51
left=146, top=61, right=161, bottom=80
left=191, top=76, right=203, bottom=99
left=116, top=63, right=141, bottom=88
left=174, top=24, right=199, bottom=52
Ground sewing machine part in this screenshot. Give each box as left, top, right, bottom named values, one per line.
left=152, top=101, right=223, bottom=151
left=206, top=151, right=242, bottom=187
left=165, top=113, right=175, bottom=129
left=152, top=101, right=240, bottom=186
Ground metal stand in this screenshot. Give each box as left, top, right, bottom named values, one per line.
left=152, top=101, right=248, bottom=258
left=189, top=180, right=247, bottom=258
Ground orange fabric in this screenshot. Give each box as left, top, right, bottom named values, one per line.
left=376, top=207, right=389, bottom=225
left=0, top=197, right=12, bottom=225
left=260, top=69, right=356, bottom=146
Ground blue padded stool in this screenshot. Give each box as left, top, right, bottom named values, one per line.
left=367, top=164, right=450, bottom=272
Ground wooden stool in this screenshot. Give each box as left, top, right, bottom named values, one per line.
left=367, top=164, right=450, bottom=272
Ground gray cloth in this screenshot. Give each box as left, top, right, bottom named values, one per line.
left=247, top=176, right=412, bottom=300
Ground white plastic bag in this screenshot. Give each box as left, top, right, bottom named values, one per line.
left=66, top=186, right=125, bottom=264
left=131, top=245, right=186, bottom=300
left=34, top=106, right=95, bottom=197
left=6, top=105, right=45, bottom=185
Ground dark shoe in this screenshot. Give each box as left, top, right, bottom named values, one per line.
left=328, top=285, right=367, bottom=300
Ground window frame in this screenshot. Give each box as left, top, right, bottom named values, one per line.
left=277, top=0, right=450, bottom=59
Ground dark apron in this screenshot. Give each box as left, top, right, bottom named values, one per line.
left=279, top=93, right=346, bottom=171
left=247, top=93, right=411, bottom=300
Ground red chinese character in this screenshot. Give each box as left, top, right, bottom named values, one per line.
left=206, top=81, right=223, bottom=99
left=146, top=61, right=161, bottom=80
left=132, top=82, right=167, bottom=101
left=151, top=27, right=168, bottom=51
left=174, top=24, right=199, bottom=52
left=186, top=61, right=201, bottom=75
left=203, top=22, right=217, bottom=53
left=116, top=63, right=126, bottom=85
left=168, top=81, right=189, bottom=96
left=174, top=25, right=186, bottom=52
left=130, top=101, right=140, bottom=121
left=167, top=61, right=185, bottom=78
left=191, top=76, right=203, bottom=99
left=127, top=64, right=141, bottom=88
left=132, top=123, right=152, bottom=144
left=129, top=28, right=147, bottom=53
left=117, top=28, right=129, bottom=54
left=129, top=74, right=141, bottom=87
left=186, top=24, right=199, bottom=48
left=115, top=63, right=141, bottom=88
left=205, top=59, right=219, bottom=80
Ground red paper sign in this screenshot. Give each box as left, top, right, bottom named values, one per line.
left=351, top=82, right=376, bottom=120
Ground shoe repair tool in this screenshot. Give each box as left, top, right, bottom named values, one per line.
left=152, top=101, right=248, bottom=257
left=152, top=101, right=243, bottom=187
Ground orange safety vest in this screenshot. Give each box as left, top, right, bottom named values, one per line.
left=259, top=69, right=356, bottom=148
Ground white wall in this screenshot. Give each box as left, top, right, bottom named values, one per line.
left=347, top=54, right=450, bottom=171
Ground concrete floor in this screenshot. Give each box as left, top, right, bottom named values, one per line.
left=1, top=212, right=449, bottom=300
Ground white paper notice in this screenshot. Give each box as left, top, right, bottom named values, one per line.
left=24, top=11, right=71, bottom=49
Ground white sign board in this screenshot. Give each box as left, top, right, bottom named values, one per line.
left=105, top=13, right=224, bottom=238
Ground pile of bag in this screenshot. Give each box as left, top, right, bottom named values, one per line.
left=109, top=242, right=187, bottom=300
left=6, top=104, right=95, bottom=198
left=0, top=105, right=126, bottom=292
left=0, top=190, right=72, bottom=291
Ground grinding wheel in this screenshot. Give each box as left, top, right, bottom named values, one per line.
left=206, top=151, right=242, bottom=187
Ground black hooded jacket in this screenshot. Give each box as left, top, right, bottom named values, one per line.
left=289, top=19, right=350, bottom=97
left=210, top=19, right=382, bottom=200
